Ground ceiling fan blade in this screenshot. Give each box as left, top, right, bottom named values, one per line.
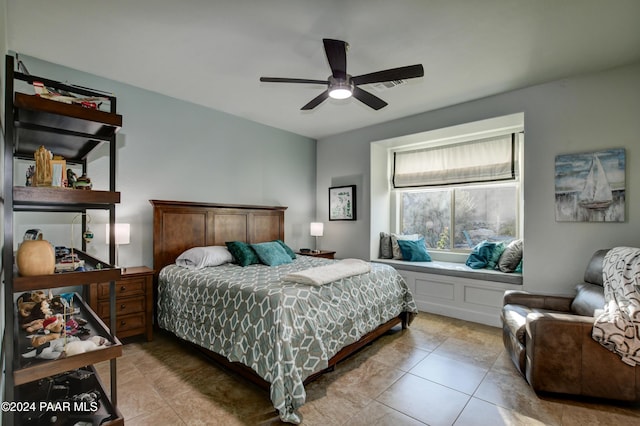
left=352, top=64, right=424, bottom=85
left=260, top=77, right=327, bottom=85
left=301, top=90, right=329, bottom=110
left=352, top=87, right=387, bottom=110
left=323, top=39, right=348, bottom=79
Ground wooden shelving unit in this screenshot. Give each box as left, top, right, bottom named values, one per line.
left=13, top=249, right=121, bottom=293
left=14, top=365, right=123, bottom=426
left=13, top=293, right=122, bottom=386
left=14, top=186, right=121, bottom=207
left=2, top=54, right=124, bottom=426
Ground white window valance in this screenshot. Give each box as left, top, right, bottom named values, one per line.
left=393, top=134, right=516, bottom=188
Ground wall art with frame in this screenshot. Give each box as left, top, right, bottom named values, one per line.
left=554, top=148, right=625, bottom=222
left=329, top=185, right=356, bottom=221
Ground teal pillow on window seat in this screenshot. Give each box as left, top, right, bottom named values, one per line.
left=466, top=240, right=499, bottom=269
left=397, top=238, right=432, bottom=262
left=486, top=241, right=506, bottom=270
left=515, top=259, right=523, bottom=273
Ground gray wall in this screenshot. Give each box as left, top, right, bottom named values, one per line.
left=11, top=55, right=317, bottom=270
left=317, top=62, right=640, bottom=295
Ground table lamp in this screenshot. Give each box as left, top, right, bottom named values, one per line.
left=106, top=223, right=130, bottom=269
left=310, top=222, right=324, bottom=253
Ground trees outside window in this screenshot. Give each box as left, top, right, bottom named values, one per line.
left=401, top=184, right=518, bottom=251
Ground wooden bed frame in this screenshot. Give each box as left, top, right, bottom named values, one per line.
left=150, top=199, right=408, bottom=389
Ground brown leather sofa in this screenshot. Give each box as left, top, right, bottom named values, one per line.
left=501, top=249, right=640, bottom=401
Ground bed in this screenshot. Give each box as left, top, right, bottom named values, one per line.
left=150, top=200, right=418, bottom=423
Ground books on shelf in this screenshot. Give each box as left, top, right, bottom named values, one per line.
left=55, top=252, right=84, bottom=272
left=55, top=260, right=85, bottom=272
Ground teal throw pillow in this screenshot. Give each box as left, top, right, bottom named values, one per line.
left=225, top=241, right=260, bottom=267
left=275, top=239, right=297, bottom=259
left=486, top=241, right=506, bottom=270
left=466, top=240, right=499, bottom=269
left=514, top=259, right=523, bottom=273
left=251, top=241, right=293, bottom=266
left=397, top=238, right=432, bottom=262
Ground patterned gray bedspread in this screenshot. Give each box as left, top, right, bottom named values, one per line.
left=158, top=256, right=417, bottom=423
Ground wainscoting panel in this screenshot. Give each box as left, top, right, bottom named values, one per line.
left=394, top=269, right=522, bottom=327
left=415, top=278, right=455, bottom=301
left=463, top=285, right=506, bottom=308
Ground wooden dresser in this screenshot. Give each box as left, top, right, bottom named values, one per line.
left=88, top=266, right=155, bottom=341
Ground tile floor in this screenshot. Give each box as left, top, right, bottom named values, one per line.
left=95, top=312, right=640, bottom=425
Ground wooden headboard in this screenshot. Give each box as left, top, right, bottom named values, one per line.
left=150, top=200, right=287, bottom=274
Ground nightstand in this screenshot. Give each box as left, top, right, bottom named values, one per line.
left=297, top=250, right=336, bottom=259
left=88, top=266, right=155, bottom=341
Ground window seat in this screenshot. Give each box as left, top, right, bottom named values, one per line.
left=374, top=258, right=523, bottom=326
left=374, top=258, right=523, bottom=285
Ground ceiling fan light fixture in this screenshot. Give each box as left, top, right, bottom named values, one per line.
left=328, top=76, right=353, bottom=99
left=329, top=87, right=352, bottom=99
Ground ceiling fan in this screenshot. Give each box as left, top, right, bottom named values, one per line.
left=259, top=39, right=424, bottom=111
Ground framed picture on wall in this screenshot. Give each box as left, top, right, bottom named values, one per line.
left=554, top=148, right=625, bottom=222
left=329, top=185, right=356, bottom=221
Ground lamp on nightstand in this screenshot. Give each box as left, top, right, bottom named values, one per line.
left=310, top=222, right=324, bottom=253
left=106, top=223, right=130, bottom=269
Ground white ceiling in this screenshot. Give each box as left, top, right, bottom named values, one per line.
left=6, top=0, right=640, bottom=139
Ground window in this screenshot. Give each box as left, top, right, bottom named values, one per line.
left=369, top=113, right=524, bottom=260
left=394, top=132, right=522, bottom=252
left=400, top=183, right=519, bottom=250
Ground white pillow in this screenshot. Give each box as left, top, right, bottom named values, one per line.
left=391, top=233, right=422, bottom=259
left=176, top=246, right=234, bottom=269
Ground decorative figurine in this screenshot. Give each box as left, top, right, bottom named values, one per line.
left=83, top=228, right=94, bottom=243
left=26, top=165, right=35, bottom=186
left=74, top=173, right=92, bottom=190
left=34, top=145, right=53, bottom=186
left=66, top=169, right=77, bottom=188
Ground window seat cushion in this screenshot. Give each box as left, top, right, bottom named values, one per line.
left=374, top=258, right=523, bottom=285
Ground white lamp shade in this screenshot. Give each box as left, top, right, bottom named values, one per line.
left=310, top=222, right=324, bottom=237
left=106, top=223, right=130, bottom=245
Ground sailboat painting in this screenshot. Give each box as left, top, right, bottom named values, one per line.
left=555, top=148, right=625, bottom=222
